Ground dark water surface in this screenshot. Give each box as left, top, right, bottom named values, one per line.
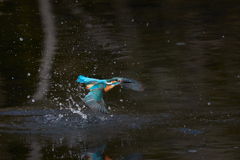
left=1, top=0, right=240, bottom=159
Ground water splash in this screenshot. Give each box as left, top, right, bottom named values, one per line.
left=66, top=95, right=87, bottom=119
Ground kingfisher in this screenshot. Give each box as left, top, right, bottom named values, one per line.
left=77, top=75, right=144, bottom=113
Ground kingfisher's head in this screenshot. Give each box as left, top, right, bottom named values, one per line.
left=107, top=78, right=133, bottom=85
left=107, top=78, right=120, bottom=84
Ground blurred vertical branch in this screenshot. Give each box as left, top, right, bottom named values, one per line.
left=33, top=0, right=57, bottom=101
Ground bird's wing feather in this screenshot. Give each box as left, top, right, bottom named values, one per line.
left=85, top=81, right=99, bottom=90
left=78, top=75, right=107, bottom=90
left=89, top=82, right=107, bottom=90
left=77, top=75, right=101, bottom=83
left=84, top=83, right=108, bottom=113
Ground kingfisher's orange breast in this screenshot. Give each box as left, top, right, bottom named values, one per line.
left=104, top=81, right=118, bottom=92
left=104, top=85, right=115, bottom=92
left=86, top=84, right=94, bottom=89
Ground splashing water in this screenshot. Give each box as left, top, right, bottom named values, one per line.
left=64, top=95, right=87, bottom=119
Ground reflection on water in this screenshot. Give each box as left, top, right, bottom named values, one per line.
left=0, top=0, right=240, bottom=159
left=84, top=144, right=144, bottom=160
left=0, top=108, right=167, bottom=159
left=0, top=106, right=239, bottom=159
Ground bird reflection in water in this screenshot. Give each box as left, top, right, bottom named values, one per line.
left=83, top=145, right=144, bottom=160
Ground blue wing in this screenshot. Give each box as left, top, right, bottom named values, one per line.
left=84, top=83, right=108, bottom=113
left=78, top=75, right=107, bottom=89
left=89, top=82, right=107, bottom=90
left=77, top=75, right=104, bottom=83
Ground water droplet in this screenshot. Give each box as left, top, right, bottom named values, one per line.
left=27, top=95, right=30, bottom=98
left=60, top=138, right=64, bottom=144
left=19, top=37, right=23, bottom=41
left=27, top=73, right=31, bottom=76
left=208, top=102, right=211, bottom=105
